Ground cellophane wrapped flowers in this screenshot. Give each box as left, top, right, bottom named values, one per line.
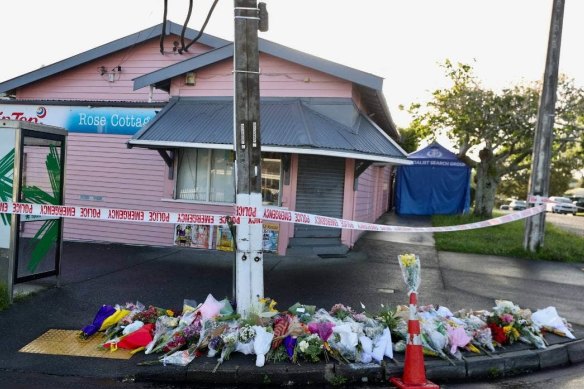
left=483, top=300, right=546, bottom=349
left=398, top=253, right=421, bottom=293
left=294, top=333, right=324, bottom=363
left=80, top=295, right=573, bottom=369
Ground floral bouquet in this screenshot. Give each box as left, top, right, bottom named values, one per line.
left=398, top=253, right=421, bottom=294
left=483, top=300, right=546, bottom=349
left=531, top=306, right=575, bottom=339
left=213, top=329, right=238, bottom=373
left=288, top=302, right=316, bottom=323
left=161, top=318, right=202, bottom=354
left=133, top=305, right=174, bottom=324
left=253, top=325, right=274, bottom=367
left=235, top=324, right=256, bottom=355
left=329, top=303, right=355, bottom=321
left=145, top=315, right=180, bottom=354
left=293, top=333, right=324, bottom=363
left=80, top=305, right=131, bottom=339
left=307, top=321, right=348, bottom=363
left=103, top=301, right=145, bottom=341
left=454, top=310, right=495, bottom=353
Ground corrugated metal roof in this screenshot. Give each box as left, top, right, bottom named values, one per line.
left=129, top=97, right=409, bottom=164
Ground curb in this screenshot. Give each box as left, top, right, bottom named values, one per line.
left=132, top=338, right=584, bottom=387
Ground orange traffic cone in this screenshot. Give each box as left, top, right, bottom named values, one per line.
left=390, top=292, right=439, bottom=389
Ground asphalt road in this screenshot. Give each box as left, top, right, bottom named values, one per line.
left=442, top=362, right=584, bottom=389
left=545, top=211, right=584, bottom=237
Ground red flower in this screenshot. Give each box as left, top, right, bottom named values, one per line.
left=488, top=323, right=507, bottom=345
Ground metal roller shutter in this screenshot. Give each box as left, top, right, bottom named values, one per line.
left=294, top=155, right=345, bottom=238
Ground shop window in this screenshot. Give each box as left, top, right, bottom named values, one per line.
left=175, top=149, right=282, bottom=205
left=176, top=149, right=235, bottom=203
left=261, top=156, right=282, bottom=206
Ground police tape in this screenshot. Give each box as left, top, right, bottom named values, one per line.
left=264, top=204, right=547, bottom=233
left=0, top=200, right=547, bottom=233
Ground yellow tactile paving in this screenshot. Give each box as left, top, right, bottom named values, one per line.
left=19, top=329, right=132, bottom=360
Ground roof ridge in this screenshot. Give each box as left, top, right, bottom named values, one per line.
left=0, top=20, right=229, bottom=94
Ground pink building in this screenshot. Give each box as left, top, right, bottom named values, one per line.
left=0, top=21, right=409, bottom=255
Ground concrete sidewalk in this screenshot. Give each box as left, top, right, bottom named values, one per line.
left=1, top=213, right=583, bottom=387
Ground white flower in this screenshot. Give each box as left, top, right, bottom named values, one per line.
left=221, top=331, right=238, bottom=346
left=299, top=340, right=309, bottom=353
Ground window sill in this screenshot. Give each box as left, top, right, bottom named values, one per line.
left=161, top=198, right=235, bottom=206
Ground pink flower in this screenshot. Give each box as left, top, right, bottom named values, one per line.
left=501, top=313, right=514, bottom=324
left=308, top=322, right=334, bottom=342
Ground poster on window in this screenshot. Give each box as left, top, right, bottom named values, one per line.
left=216, top=225, right=235, bottom=252
left=192, top=225, right=212, bottom=249
left=262, top=222, right=280, bottom=252
left=174, top=224, right=193, bottom=247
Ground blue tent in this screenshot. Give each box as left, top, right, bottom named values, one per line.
left=395, top=142, right=471, bottom=215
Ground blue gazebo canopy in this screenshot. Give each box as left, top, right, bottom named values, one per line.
left=395, top=142, right=471, bottom=215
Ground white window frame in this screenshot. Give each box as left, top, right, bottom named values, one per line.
left=174, top=149, right=283, bottom=205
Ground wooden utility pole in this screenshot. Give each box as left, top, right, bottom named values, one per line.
left=524, top=0, right=565, bottom=252
left=233, top=0, right=267, bottom=316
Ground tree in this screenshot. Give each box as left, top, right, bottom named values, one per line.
left=396, top=126, right=419, bottom=153
left=404, top=60, right=584, bottom=217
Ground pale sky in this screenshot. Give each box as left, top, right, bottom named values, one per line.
left=1, top=0, right=583, bottom=129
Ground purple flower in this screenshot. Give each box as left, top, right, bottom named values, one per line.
left=352, top=313, right=367, bottom=323
left=308, top=322, right=334, bottom=342
left=209, top=336, right=224, bottom=351
left=283, top=336, right=297, bottom=358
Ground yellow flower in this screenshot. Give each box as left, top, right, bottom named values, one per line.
left=503, top=325, right=520, bottom=340
left=399, top=253, right=417, bottom=267
left=466, top=343, right=480, bottom=353
left=259, top=297, right=278, bottom=312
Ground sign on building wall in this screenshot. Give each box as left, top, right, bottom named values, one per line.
left=0, top=105, right=157, bottom=135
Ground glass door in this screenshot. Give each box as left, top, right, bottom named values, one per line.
left=14, top=131, right=66, bottom=283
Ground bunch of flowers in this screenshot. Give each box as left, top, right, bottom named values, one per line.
left=133, top=305, right=174, bottom=324
left=145, top=315, right=180, bottom=354
left=161, top=318, right=202, bottom=353
left=84, top=294, right=573, bottom=369
left=293, top=333, right=324, bottom=363
left=207, top=335, right=224, bottom=357
left=213, top=329, right=238, bottom=372
left=483, top=300, right=545, bottom=349
left=329, top=304, right=355, bottom=320
left=288, top=302, right=316, bottom=323
left=485, top=301, right=524, bottom=346
left=238, top=324, right=256, bottom=344
left=454, top=310, right=495, bottom=353
left=103, top=302, right=145, bottom=341
left=398, top=253, right=421, bottom=293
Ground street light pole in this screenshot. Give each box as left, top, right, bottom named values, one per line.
left=524, top=0, right=565, bottom=252
left=233, top=0, right=266, bottom=316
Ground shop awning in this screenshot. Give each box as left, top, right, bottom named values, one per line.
left=128, top=97, right=410, bottom=164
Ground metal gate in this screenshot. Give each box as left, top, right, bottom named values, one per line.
left=294, top=155, right=345, bottom=238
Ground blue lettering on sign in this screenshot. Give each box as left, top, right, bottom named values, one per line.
left=65, top=108, right=157, bottom=135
